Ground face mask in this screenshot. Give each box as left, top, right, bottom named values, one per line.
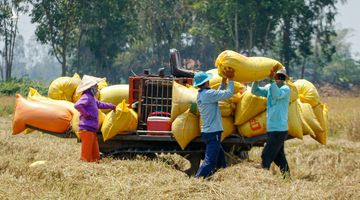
left=90, top=86, right=97, bottom=96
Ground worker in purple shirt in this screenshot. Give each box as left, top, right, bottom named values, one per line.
left=194, top=68, right=235, bottom=178
left=74, top=75, right=116, bottom=162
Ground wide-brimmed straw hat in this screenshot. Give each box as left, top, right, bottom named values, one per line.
left=76, top=75, right=105, bottom=93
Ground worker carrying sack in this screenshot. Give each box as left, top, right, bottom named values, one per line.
left=215, top=50, right=284, bottom=83
left=101, top=100, right=138, bottom=141
left=48, top=73, right=82, bottom=102
left=12, top=94, right=72, bottom=135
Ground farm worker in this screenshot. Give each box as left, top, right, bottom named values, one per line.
left=251, top=68, right=291, bottom=176
left=194, top=68, right=235, bottom=178
left=74, top=75, right=116, bottom=162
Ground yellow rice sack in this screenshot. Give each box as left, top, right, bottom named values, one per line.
left=288, top=101, right=303, bottom=139
left=221, top=116, right=236, bottom=141
left=72, top=110, right=106, bottom=138
left=234, top=91, right=267, bottom=125
left=298, top=100, right=323, bottom=134
left=100, top=84, right=129, bottom=104
left=170, top=82, right=198, bottom=121
left=48, top=73, right=81, bottom=102
left=219, top=101, right=232, bottom=117
left=172, top=110, right=200, bottom=150
left=312, top=103, right=328, bottom=145
left=294, top=79, right=320, bottom=107
left=207, top=68, right=246, bottom=94
left=237, top=111, right=267, bottom=137
left=99, top=84, right=129, bottom=113
left=101, top=100, right=138, bottom=141
left=299, top=108, right=315, bottom=137
left=286, top=80, right=298, bottom=103
left=215, top=50, right=284, bottom=82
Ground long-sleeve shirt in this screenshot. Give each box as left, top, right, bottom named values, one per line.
left=74, top=89, right=116, bottom=132
left=197, top=80, right=234, bottom=133
left=251, top=81, right=290, bottom=132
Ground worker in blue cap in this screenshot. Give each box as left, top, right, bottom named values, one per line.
left=251, top=67, right=291, bottom=177
left=193, top=67, right=234, bottom=178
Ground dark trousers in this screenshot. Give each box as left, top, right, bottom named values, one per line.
left=196, top=131, right=227, bottom=178
left=261, top=131, right=290, bottom=174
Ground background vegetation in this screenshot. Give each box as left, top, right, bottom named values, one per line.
left=1, top=0, right=359, bottom=86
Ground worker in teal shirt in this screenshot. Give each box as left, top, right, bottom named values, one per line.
left=251, top=68, right=291, bottom=176
left=194, top=68, right=234, bottom=178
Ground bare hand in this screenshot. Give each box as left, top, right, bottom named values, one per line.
left=222, top=67, right=235, bottom=80
left=269, top=66, right=278, bottom=79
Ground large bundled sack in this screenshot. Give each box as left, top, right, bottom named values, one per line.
left=99, top=84, right=129, bottom=113
left=219, top=101, right=233, bottom=117
left=171, top=81, right=198, bottom=121
left=72, top=111, right=106, bottom=138
left=172, top=110, right=200, bottom=150
left=12, top=94, right=72, bottom=135
left=101, top=100, right=138, bottom=141
left=28, top=87, right=77, bottom=114
left=298, top=100, right=323, bottom=134
left=288, top=101, right=303, bottom=139
left=294, top=79, right=320, bottom=107
left=221, top=117, right=236, bottom=141
left=100, top=84, right=129, bottom=105
left=312, top=103, right=328, bottom=145
left=207, top=68, right=246, bottom=94
left=234, top=91, right=267, bottom=125
left=48, top=73, right=81, bottom=102
left=286, top=80, right=298, bottom=103
left=215, top=50, right=284, bottom=83
left=27, top=87, right=106, bottom=138
left=237, top=111, right=267, bottom=137
left=73, top=79, right=107, bottom=102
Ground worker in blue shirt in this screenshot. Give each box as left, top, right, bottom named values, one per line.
left=251, top=68, right=291, bottom=176
left=194, top=68, right=235, bottom=178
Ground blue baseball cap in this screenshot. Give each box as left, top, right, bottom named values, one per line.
left=193, top=71, right=213, bottom=87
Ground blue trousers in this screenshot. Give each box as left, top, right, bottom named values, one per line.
left=196, top=131, right=227, bottom=178
left=261, top=131, right=290, bottom=174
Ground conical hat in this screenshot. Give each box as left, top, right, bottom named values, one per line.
left=76, top=75, right=105, bottom=93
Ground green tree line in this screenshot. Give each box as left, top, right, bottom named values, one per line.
left=1, top=0, right=359, bottom=85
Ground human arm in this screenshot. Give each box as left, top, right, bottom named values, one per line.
left=269, top=83, right=290, bottom=100
left=203, top=80, right=234, bottom=102
left=96, top=100, right=116, bottom=110
left=251, top=81, right=268, bottom=97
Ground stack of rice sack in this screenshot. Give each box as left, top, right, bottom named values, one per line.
left=171, top=50, right=328, bottom=149
left=12, top=73, right=136, bottom=141
left=215, top=50, right=328, bottom=144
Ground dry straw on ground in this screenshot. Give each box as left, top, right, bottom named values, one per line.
left=1, top=96, right=359, bottom=199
